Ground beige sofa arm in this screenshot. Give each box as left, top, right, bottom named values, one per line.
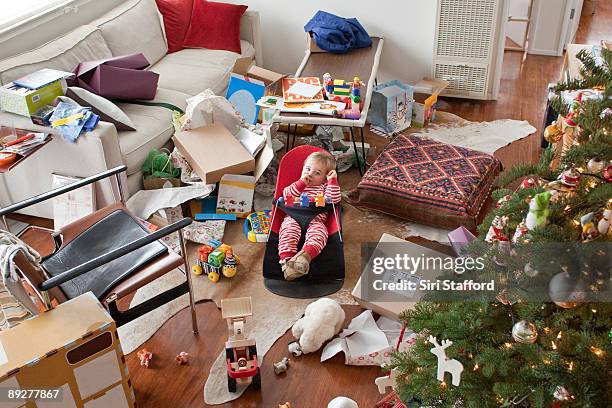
left=0, top=113, right=127, bottom=218
left=241, top=10, right=263, bottom=67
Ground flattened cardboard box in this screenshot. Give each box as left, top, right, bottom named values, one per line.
left=0, top=292, right=135, bottom=407
left=173, top=123, right=256, bottom=184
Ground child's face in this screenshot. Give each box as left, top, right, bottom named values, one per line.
left=302, top=158, right=328, bottom=186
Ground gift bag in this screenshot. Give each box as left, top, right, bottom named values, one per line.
left=368, top=80, right=414, bottom=135
left=70, top=53, right=159, bottom=100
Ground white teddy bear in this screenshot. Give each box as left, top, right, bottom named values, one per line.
left=290, top=298, right=345, bottom=354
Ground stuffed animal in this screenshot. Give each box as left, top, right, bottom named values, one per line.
left=328, top=396, right=359, bottom=408
left=525, top=191, right=552, bottom=230
left=273, top=357, right=290, bottom=375
left=291, top=298, right=345, bottom=354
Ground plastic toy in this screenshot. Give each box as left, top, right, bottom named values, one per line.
left=175, top=351, right=189, bottom=365
left=299, top=193, right=311, bottom=207
left=193, top=240, right=239, bottom=282
left=314, top=193, right=326, bottom=207
left=137, top=348, right=153, bottom=368
left=350, top=76, right=362, bottom=105
left=323, top=72, right=334, bottom=96
left=333, top=79, right=351, bottom=96
left=273, top=357, right=290, bottom=375
left=221, top=297, right=261, bottom=392
left=244, top=210, right=272, bottom=243
left=333, top=108, right=361, bottom=120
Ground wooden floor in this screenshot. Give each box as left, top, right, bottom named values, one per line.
left=11, top=3, right=611, bottom=407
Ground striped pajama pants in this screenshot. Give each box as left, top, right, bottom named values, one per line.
left=278, top=213, right=329, bottom=261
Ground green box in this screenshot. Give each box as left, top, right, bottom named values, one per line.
left=0, top=80, right=64, bottom=117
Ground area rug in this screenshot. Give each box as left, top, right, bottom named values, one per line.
left=116, top=112, right=536, bottom=404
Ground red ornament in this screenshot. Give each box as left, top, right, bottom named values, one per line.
left=603, top=164, right=612, bottom=182
left=565, top=112, right=578, bottom=127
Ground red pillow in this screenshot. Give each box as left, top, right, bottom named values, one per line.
left=183, top=0, right=247, bottom=54
left=156, top=0, right=194, bottom=53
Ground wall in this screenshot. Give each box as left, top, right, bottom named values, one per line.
left=0, top=0, right=123, bottom=60
left=224, top=0, right=438, bottom=85
left=506, top=0, right=531, bottom=46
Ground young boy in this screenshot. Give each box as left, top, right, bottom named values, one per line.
left=279, top=152, right=341, bottom=280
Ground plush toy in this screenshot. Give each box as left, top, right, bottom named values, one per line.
left=137, top=348, right=153, bottom=368
left=273, top=357, right=290, bottom=375
left=525, top=191, right=552, bottom=230
left=328, top=396, right=359, bottom=408
left=291, top=298, right=345, bottom=354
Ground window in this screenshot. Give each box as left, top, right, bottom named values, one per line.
left=0, top=0, right=73, bottom=33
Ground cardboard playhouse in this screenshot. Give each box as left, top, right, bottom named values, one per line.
left=0, top=292, right=135, bottom=408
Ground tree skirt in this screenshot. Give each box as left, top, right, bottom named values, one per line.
left=116, top=113, right=536, bottom=404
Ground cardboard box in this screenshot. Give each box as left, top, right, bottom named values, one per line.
left=0, top=80, right=65, bottom=117
left=411, top=77, right=449, bottom=127
left=0, top=292, right=135, bottom=407
left=216, top=174, right=255, bottom=218
left=232, top=57, right=284, bottom=96
left=173, top=124, right=255, bottom=184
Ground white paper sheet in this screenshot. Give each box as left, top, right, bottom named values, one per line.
left=126, top=185, right=215, bottom=219
left=287, top=82, right=322, bottom=99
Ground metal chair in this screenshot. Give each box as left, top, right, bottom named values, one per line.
left=0, top=165, right=198, bottom=332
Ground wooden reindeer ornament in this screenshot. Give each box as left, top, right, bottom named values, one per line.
left=428, top=335, right=463, bottom=386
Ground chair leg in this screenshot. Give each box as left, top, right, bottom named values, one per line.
left=179, top=228, right=198, bottom=334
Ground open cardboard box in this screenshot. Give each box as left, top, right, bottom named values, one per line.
left=411, top=77, right=449, bottom=127
left=232, top=57, right=285, bottom=96
left=173, top=123, right=274, bottom=184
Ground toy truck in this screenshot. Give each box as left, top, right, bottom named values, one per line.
left=191, top=240, right=238, bottom=282
left=221, top=297, right=260, bottom=392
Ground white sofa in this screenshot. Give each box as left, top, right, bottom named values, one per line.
left=0, top=0, right=262, bottom=218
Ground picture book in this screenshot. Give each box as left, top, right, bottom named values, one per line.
left=281, top=100, right=346, bottom=116
left=282, top=77, right=324, bottom=103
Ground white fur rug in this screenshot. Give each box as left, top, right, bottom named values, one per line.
left=117, top=114, right=536, bottom=405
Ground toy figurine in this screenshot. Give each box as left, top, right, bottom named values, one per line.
left=137, top=348, right=153, bottom=368
left=299, top=193, right=311, bottom=207
left=175, top=351, right=189, bottom=365
left=222, top=250, right=238, bottom=278
left=333, top=109, right=361, bottom=119
left=323, top=72, right=334, bottom=96
left=314, top=193, right=326, bottom=207
left=273, top=357, right=290, bottom=375
left=350, top=76, right=362, bottom=105
left=222, top=297, right=261, bottom=392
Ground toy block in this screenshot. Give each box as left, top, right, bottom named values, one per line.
left=208, top=250, right=226, bottom=267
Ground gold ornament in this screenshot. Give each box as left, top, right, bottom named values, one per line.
left=544, top=123, right=563, bottom=143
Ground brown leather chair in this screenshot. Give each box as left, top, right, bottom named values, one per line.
left=0, top=165, right=198, bottom=332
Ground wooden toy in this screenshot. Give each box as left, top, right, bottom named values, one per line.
left=175, top=351, right=189, bottom=365
left=299, top=193, right=311, bottom=207
left=208, top=250, right=226, bottom=267
left=314, top=193, right=326, bottom=207
left=273, top=357, right=290, bottom=375
left=333, top=79, right=350, bottom=96
left=221, top=297, right=261, bottom=392
left=137, top=348, right=153, bottom=368
left=222, top=251, right=238, bottom=278
left=428, top=335, right=464, bottom=386
left=244, top=210, right=272, bottom=243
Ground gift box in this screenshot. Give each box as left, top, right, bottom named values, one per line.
left=368, top=80, right=414, bottom=135
left=447, top=226, right=477, bottom=257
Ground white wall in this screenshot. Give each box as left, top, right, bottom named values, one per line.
left=0, top=0, right=123, bottom=60
left=225, top=0, right=438, bottom=85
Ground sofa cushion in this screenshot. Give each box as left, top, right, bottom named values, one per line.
left=0, top=26, right=112, bottom=85
left=156, top=0, right=194, bottom=53
left=66, top=87, right=136, bottom=131
left=93, top=0, right=168, bottom=66
left=116, top=87, right=190, bottom=176
left=183, top=1, right=247, bottom=54
left=149, top=46, right=249, bottom=96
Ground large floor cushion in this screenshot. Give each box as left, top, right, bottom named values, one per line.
left=347, top=134, right=501, bottom=230
left=149, top=43, right=254, bottom=96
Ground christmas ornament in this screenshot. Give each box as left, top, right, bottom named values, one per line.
left=600, top=107, right=612, bottom=119
left=580, top=212, right=599, bottom=241
left=428, top=336, right=463, bottom=386
left=524, top=262, right=539, bottom=277
left=608, top=327, right=611, bottom=342
left=603, top=164, right=612, bottom=182
left=553, top=385, right=570, bottom=401
left=587, top=157, right=605, bottom=174
left=512, top=221, right=529, bottom=243
left=519, top=177, right=540, bottom=189
left=485, top=215, right=509, bottom=242
left=598, top=209, right=611, bottom=235
left=512, top=320, right=538, bottom=344
left=525, top=191, right=552, bottom=230
left=549, top=272, right=586, bottom=308
left=544, top=122, right=563, bottom=143
left=565, top=111, right=578, bottom=127
left=559, top=168, right=580, bottom=188
left=495, top=194, right=512, bottom=208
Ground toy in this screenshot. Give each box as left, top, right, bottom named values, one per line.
left=222, top=250, right=238, bottom=278
left=333, top=108, right=361, bottom=120
left=328, top=396, right=359, bottom=408
left=323, top=72, right=334, bottom=96
left=288, top=341, right=303, bottom=356
left=375, top=367, right=397, bottom=394
left=175, top=351, right=189, bottom=365
left=333, top=79, right=351, bottom=96
left=299, top=192, right=311, bottom=207
left=291, top=298, right=345, bottom=354
left=137, top=348, right=153, bottom=368
left=208, top=250, right=225, bottom=267
left=350, top=76, right=362, bottom=105
left=273, top=357, right=290, bottom=374
left=428, top=335, right=464, bottom=386
left=221, top=297, right=261, bottom=392
left=525, top=191, right=552, bottom=230
left=244, top=210, right=272, bottom=243
left=279, top=403, right=292, bottom=408
left=314, top=193, right=326, bottom=207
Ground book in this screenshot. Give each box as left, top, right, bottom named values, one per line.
left=282, top=77, right=324, bottom=103
left=13, top=68, right=73, bottom=90
left=281, top=100, right=346, bottom=116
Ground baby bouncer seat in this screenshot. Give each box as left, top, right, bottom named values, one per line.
left=263, top=145, right=345, bottom=298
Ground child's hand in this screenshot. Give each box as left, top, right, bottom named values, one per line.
left=326, top=170, right=337, bottom=181
left=301, top=174, right=311, bottom=185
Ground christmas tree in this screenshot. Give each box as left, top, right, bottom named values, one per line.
left=391, top=46, right=612, bottom=407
